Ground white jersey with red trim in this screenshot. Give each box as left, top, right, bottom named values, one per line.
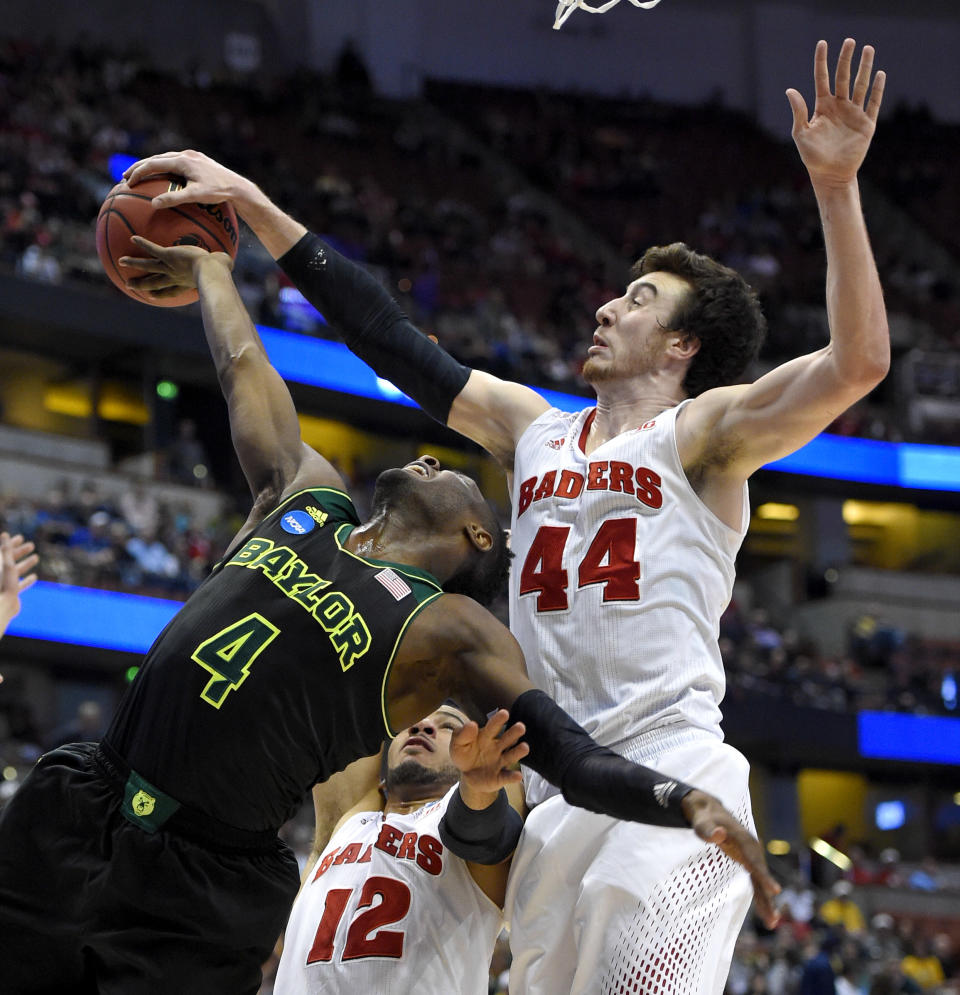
left=509, top=402, right=748, bottom=806
left=275, top=786, right=502, bottom=995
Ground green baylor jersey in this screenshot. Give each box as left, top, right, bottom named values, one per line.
left=105, top=488, right=443, bottom=832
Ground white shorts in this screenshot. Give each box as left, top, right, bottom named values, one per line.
left=505, top=737, right=754, bottom=995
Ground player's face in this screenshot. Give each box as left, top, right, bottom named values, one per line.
left=373, top=456, right=486, bottom=523
left=583, top=270, right=692, bottom=384
left=386, top=706, right=468, bottom=779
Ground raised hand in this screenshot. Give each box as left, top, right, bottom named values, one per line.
left=786, top=38, right=886, bottom=188
left=682, top=789, right=782, bottom=929
left=123, top=150, right=254, bottom=211
left=449, top=709, right=529, bottom=797
left=119, top=236, right=232, bottom=300
left=0, top=532, right=38, bottom=638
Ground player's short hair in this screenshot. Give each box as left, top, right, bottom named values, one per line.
left=635, top=243, right=767, bottom=397
left=442, top=500, right=513, bottom=607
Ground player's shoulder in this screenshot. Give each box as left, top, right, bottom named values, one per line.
left=518, top=404, right=588, bottom=447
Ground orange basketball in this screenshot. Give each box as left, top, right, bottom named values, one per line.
left=96, top=174, right=239, bottom=307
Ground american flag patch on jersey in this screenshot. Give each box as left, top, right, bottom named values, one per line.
left=375, top=568, right=411, bottom=601
left=546, top=436, right=565, bottom=450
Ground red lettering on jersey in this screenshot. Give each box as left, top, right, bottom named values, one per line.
left=375, top=824, right=402, bottom=857
left=397, top=832, right=418, bottom=861
left=608, top=461, right=634, bottom=494
left=314, top=849, right=338, bottom=879
left=333, top=842, right=363, bottom=866
left=358, top=844, right=372, bottom=863
left=533, top=470, right=557, bottom=502
left=554, top=470, right=584, bottom=500
left=417, top=834, right=443, bottom=875
left=518, top=477, right=536, bottom=515
left=634, top=467, right=663, bottom=508
left=587, top=461, right=609, bottom=490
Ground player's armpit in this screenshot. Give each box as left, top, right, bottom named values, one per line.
left=305, top=752, right=383, bottom=886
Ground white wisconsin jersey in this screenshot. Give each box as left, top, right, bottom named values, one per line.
left=509, top=402, right=748, bottom=805
left=276, top=786, right=502, bottom=995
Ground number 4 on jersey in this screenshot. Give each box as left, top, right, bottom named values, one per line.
left=519, top=519, right=641, bottom=612
left=191, top=612, right=280, bottom=708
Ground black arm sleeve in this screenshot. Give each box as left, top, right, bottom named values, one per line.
left=277, top=232, right=470, bottom=423
left=510, top=689, right=695, bottom=828
left=438, top=787, right=524, bottom=865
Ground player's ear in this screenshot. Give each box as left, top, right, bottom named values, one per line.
left=670, top=331, right=700, bottom=360
left=465, top=521, right=493, bottom=553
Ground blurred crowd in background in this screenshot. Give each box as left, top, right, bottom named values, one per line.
left=3, top=33, right=960, bottom=995
left=2, top=38, right=959, bottom=442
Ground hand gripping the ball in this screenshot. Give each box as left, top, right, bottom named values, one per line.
left=119, top=237, right=233, bottom=301
left=123, top=150, right=256, bottom=212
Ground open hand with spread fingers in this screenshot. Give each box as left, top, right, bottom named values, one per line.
left=682, top=789, right=782, bottom=929
left=449, top=709, right=529, bottom=798
left=786, top=38, right=886, bottom=189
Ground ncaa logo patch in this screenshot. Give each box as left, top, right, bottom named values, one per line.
left=281, top=510, right=316, bottom=536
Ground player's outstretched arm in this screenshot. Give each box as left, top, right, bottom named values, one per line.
left=120, top=240, right=343, bottom=511
left=681, top=39, right=889, bottom=480
left=0, top=532, right=38, bottom=641
left=443, top=709, right=528, bottom=905
left=123, top=151, right=548, bottom=467
left=395, top=595, right=780, bottom=924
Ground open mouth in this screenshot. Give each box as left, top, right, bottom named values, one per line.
left=405, top=461, right=432, bottom=478
left=403, top=736, right=433, bottom=752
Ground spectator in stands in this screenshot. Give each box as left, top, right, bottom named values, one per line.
left=124, top=527, right=181, bottom=590
left=799, top=932, right=840, bottom=995
left=820, top=880, right=866, bottom=936
left=901, top=938, right=946, bottom=991
left=932, top=933, right=957, bottom=980
left=906, top=857, right=941, bottom=892
left=779, top=871, right=817, bottom=926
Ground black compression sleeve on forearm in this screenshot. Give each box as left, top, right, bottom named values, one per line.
left=510, top=689, right=695, bottom=828
left=438, top=787, right=524, bottom=865
left=277, top=232, right=471, bottom=423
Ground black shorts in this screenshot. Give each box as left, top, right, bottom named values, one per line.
left=0, top=743, right=300, bottom=995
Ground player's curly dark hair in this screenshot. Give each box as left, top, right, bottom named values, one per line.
left=635, top=243, right=767, bottom=397
left=443, top=501, right=513, bottom=607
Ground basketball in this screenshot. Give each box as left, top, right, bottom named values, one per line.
left=95, top=174, right=239, bottom=307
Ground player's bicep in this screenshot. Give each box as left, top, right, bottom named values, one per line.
left=447, top=371, right=550, bottom=468
left=704, top=348, right=873, bottom=475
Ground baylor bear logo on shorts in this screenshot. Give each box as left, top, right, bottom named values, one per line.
left=132, top=789, right=156, bottom=818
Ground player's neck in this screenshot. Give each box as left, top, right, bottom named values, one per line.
left=585, top=385, right=684, bottom=453
left=348, top=517, right=461, bottom=585
left=383, top=791, right=446, bottom=816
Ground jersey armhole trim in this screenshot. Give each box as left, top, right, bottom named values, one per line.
left=333, top=525, right=443, bottom=591
left=670, top=400, right=750, bottom=538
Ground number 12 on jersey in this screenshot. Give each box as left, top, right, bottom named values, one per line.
left=518, top=519, right=641, bottom=612
left=307, top=876, right=411, bottom=963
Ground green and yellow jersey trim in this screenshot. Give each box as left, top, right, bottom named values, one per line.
left=331, top=524, right=445, bottom=740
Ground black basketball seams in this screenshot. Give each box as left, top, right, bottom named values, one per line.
left=166, top=204, right=232, bottom=255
